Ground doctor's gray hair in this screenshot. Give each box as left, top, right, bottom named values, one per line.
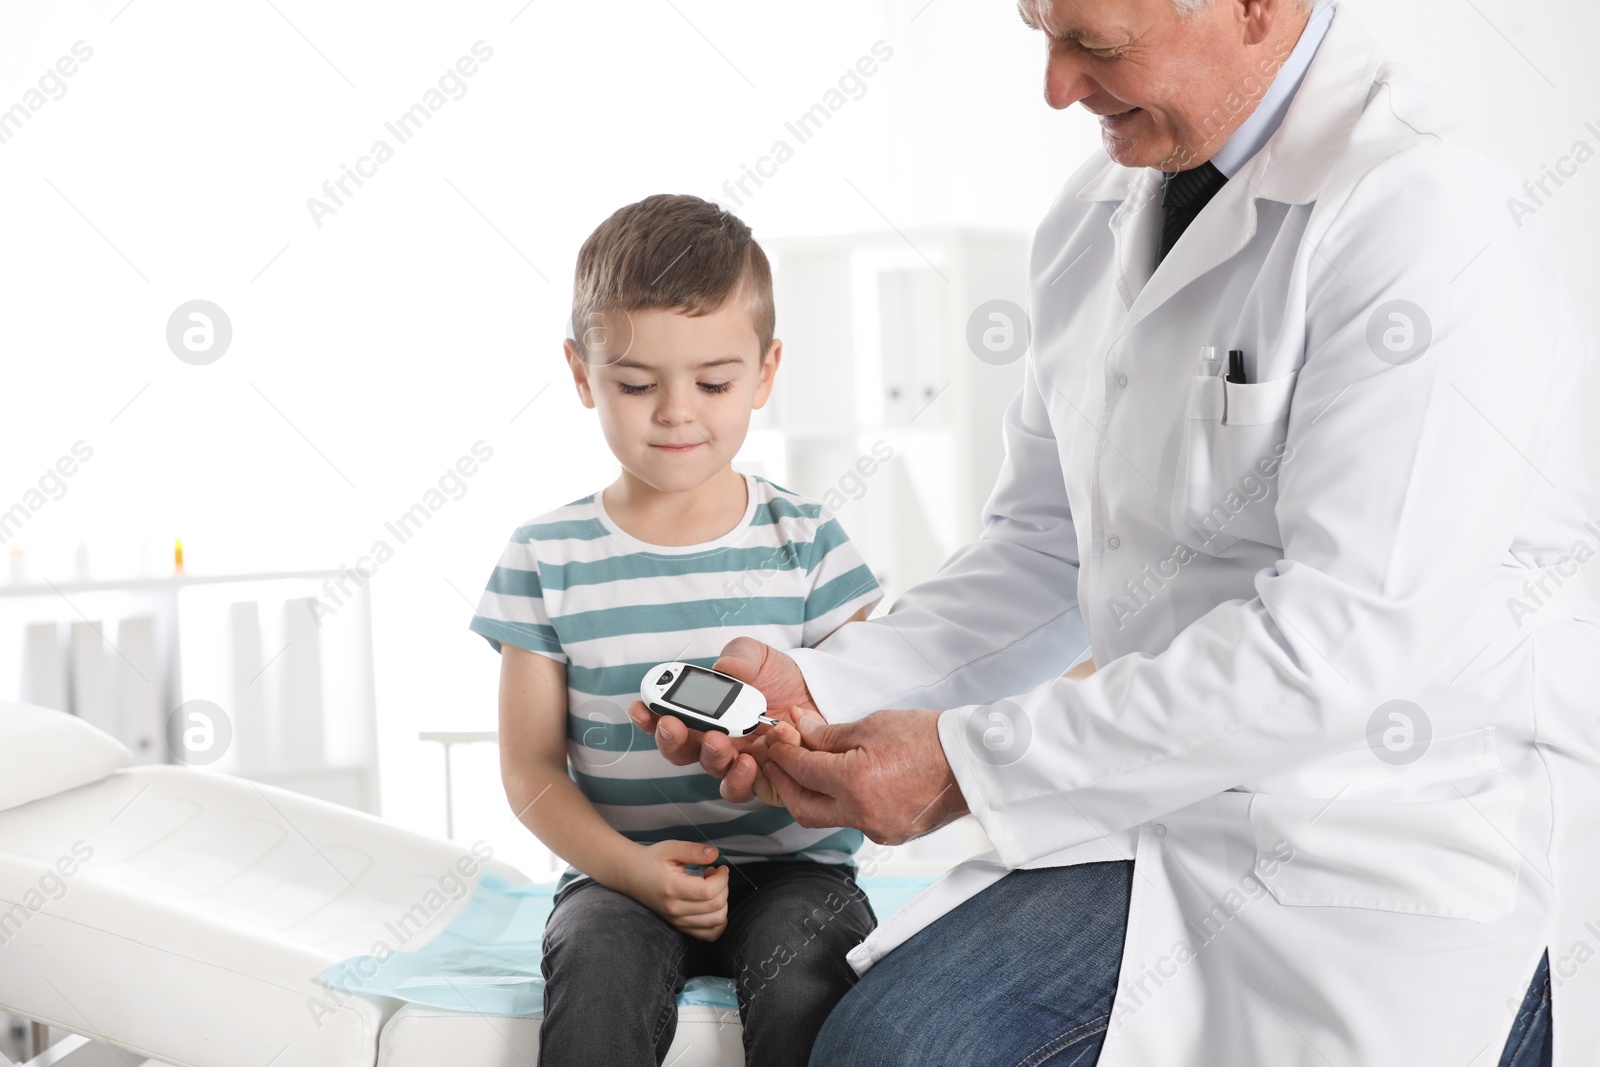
left=1172, top=0, right=1316, bottom=14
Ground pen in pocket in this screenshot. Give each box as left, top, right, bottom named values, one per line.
left=1227, top=348, right=1248, bottom=384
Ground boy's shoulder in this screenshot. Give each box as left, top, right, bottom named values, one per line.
left=506, top=492, right=606, bottom=549
left=748, top=473, right=829, bottom=526
left=747, top=474, right=861, bottom=562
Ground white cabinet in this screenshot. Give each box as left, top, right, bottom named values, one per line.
left=762, top=229, right=1032, bottom=604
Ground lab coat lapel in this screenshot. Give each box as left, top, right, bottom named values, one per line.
left=1126, top=171, right=1260, bottom=327
left=1101, top=167, right=1163, bottom=310
left=1073, top=152, right=1264, bottom=328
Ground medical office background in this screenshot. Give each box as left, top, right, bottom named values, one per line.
left=1, top=0, right=1598, bottom=887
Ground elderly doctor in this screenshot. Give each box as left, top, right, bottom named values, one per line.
left=632, top=0, right=1600, bottom=1063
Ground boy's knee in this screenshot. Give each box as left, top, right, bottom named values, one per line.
left=543, top=883, right=683, bottom=987
left=735, top=911, right=870, bottom=1030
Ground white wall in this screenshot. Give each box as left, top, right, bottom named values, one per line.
left=1, top=0, right=1595, bottom=849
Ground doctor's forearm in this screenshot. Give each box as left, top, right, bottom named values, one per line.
left=793, top=539, right=1090, bottom=722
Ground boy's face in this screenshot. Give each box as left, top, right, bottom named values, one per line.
left=565, top=300, right=780, bottom=495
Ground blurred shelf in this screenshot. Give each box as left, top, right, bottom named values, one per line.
left=0, top=569, right=347, bottom=599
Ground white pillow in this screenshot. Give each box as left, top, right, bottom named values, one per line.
left=0, top=699, right=133, bottom=812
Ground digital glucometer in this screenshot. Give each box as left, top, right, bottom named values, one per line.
left=641, top=662, right=778, bottom=737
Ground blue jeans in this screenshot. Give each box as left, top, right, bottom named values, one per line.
left=809, top=861, right=1553, bottom=1066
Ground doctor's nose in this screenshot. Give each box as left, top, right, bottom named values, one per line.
left=1044, top=52, right=1098, bottom=111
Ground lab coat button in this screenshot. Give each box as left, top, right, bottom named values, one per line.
left=1107, top=535, right=1121, bottom=549
left=1115, top=373, right=1128, bottom=388
left=1153, top=823, right=1167, bottom=838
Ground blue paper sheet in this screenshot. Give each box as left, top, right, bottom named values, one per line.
left=317, top=869, right=936, bottom=1016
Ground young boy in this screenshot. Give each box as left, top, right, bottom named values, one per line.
left=469, top=193, right=882, bottom=1067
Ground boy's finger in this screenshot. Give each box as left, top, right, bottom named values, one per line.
left=664, top=841, right=719, bottom=866
left=674, top=896, right=728, bottom=921
left=679, top=866, right=729, bottom=901
left=794, top=714, right=852, bottom=753
left=767, top=721, right=802, bottom=747
left=681, top=920, right=728, bottom=942
left=672, top=889, right=728, bottom=915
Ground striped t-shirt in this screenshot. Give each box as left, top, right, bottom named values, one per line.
left=470, top=471, right=882, bottom=891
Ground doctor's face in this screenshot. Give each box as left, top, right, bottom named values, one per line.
left=1019, top=0, right=1305, bottom=171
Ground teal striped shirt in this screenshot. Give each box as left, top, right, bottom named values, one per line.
left=470, top=472, right=882, bottom=891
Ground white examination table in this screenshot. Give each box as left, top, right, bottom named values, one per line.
left=0, top=761, right=747, bottom=1067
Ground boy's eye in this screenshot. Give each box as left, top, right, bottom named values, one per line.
left=616, top=381, right=732, bottom=395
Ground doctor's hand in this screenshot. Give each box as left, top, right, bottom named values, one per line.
left=763, top=708, right=970, bottom=845
left=628, top=636, right=818, bottom=804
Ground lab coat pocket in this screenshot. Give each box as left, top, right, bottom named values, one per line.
left=1169, top=370, right=1298, bottom=555
left=1247, top=727, right=1523, bottom=922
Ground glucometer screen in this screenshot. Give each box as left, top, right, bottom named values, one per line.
left=665, top=667, right=739, bottom=718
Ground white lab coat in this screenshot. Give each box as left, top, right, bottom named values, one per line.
left=789, top=7, right=1600, bottom=1065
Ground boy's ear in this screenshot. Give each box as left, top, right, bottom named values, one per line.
left=751, top=338, right=782, bottom=410
left=565, top=339, right=597, bottom=409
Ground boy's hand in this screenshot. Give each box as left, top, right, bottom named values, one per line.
left=742, top=719, right=802, bottom=807
left=621, top=841, right=730, bottom=942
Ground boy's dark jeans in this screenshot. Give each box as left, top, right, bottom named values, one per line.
left=539, top=860, right=876, bottom=1067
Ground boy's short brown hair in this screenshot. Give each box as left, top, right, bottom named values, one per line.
left=571, top=194, right=775, bottom=363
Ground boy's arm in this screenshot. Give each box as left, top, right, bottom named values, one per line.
left=497, top=646, right=635, bottom=885
left=498, top=645, right=729, bottom=938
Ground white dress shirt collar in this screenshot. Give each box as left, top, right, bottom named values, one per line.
left=1208, top=0, right=1337, bottom=178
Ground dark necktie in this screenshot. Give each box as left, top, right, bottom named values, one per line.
left=1158, top=161, right=1228, bottom=265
